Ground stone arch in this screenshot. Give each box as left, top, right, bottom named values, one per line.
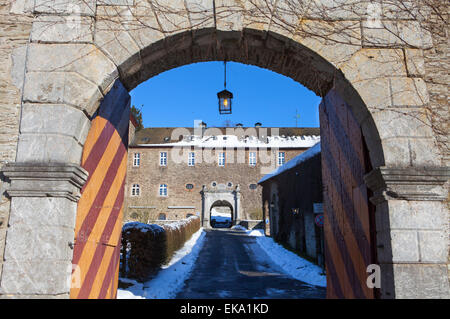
left=1, top=1, right=448, bottom=299
left=209, top=199, right=234, bottom=228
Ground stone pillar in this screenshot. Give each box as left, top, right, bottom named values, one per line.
left=0, top=163, right=87, bottom=298
left=365, top=166, right=450, bottom=299
left=233, top=185, right=241, bottom=225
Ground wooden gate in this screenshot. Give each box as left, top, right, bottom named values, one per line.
left=319, top=88, right=378, bottom=299
left=70, top=80, right=130, bottom=299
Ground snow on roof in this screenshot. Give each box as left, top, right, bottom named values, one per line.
left=258, top=142, right=321, bottom=184
left=136, top=134, right=320, bottom=149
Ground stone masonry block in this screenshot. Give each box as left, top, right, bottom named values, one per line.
left=392, top=264, right=450, bottom=299
left=380, top=137, right=410, bottom=166
left=341, top=49, right=406, bottom=83
left=9, top=197, right=78, bottom=228
left=23, top=71, right=103, bottom=116
left=385, top=200, right=448, bottom=231
left=352, top=78, right=392, bottom=110
left=16, top=133, right=83, bottom=164
left=390, top=77, right=429, bottom=106
left=418, top=230, right=448, bottom=263
left=370, top=108, right=433, bottom=140
left=26, top=43, right=118, bottom=94
left=362, top=20, right=433, bottom=49
left=98, top=0, right=134, bottom=5
left=4, top=224, right=74, bottom=260
left=0, top=259, right=72, bottom=295
left=31, top=15, right=94, bottom=43
left=34, top=0, right=96, bottom=16
left=390, top=230, right=419, bottom=263
left=408, top=138, right=442, bottom=166
left=95, top=18, right=141, bottom=77
left=20, top=104, right=90, bottom=144
left=151, top=0, right=191, bottom=34
left=405, top=49, right=426, bottom=77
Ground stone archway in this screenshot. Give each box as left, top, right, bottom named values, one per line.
left=209, top=200, right=234, bottom=228
left=0, top=0, right=448, bottom=299
left=201, top=186, right=241, bottom=229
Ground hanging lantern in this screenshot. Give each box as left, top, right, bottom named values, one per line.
left=218, top=61, right=233, bottom=114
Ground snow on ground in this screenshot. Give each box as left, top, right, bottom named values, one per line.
left=117, top=227, right=206, bottom=299
left=247, top=230, right=326, bottom=287
left=231, top=225, right=247, bottom=231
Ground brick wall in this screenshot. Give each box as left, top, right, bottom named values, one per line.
left=124, top=146, right=308, bottom=223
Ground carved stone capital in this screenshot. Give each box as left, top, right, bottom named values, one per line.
left=1, top=162, right=88, bottom=202
left=364, top=166, right=450, bottom=205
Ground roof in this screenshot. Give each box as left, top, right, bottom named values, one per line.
left=258, top=142, right=321, bottom=184
left=130, top=127, right=321, bottom=148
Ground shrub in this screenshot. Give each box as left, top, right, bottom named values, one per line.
left=120, top=216, right=200, bottom=281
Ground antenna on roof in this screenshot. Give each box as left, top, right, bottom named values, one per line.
left=293, top=109, right=301, bottom=127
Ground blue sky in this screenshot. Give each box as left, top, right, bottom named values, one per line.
left=130, top=61, right=321, bottom=128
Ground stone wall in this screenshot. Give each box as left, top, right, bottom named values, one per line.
left=0, top=0, right=33, bottom=285
left=0, top=0, right=447, bottom=299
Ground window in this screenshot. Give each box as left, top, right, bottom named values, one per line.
left=227, top=182, right=233, bottom=187
left=218, top=152, right=225, bottom=167
left=249, top=151, right=257, bottom=166
left=277, top=151, right=285, bottom=166
left=133, top=153, right=140, bottom=167
left=188, top=152, right=195, bottom=166
left=249, top=183, right=258, bottom=190
left=159, top=184, right=168, bottom=196
left=158, top=213, right=166, bottom=220
left=186, top=183, right=194, bottom=190
left=211, top=181, right=217, bottom=187
left=131, top=184, right=140, bottom=196
left=160, top=152, right=167, bottom=166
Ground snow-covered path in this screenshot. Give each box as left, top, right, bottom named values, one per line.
left=175, top=229, right=326, bottom=299
left=118, top=228, right=326, bottom=299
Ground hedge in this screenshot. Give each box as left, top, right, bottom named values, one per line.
left=120, top=216, right=201, bottom=281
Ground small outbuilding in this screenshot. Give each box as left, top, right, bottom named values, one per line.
left=259, top=142, right=324, bottom=268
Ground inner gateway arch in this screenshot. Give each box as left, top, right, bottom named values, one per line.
left=0, top=0, right=448, bottom=299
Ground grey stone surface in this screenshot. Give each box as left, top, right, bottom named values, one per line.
left=26, top=43, right=118, bottom=94
left=4, top=224, right=74, bottom=260
left=2, top=162, right=88, bottom=202
left=31, top=15, right=94, bottom=43
left=9, top=197, right=78, bottom=228
left=20, top=104, right=90, bottom=144
left=34, top=0, right=96, bottom=16
left=15, top=133, right=83, bottom=164
left=393, top=264, right=450, bottom=299
left=417, top=230, right=448, bottom=263
left=23, top=71, right=103, bottom=116
left=362, top=20, right=433, bottom=49
left=0, top=259, right=72, bottom=295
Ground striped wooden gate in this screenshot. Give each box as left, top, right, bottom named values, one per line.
left=319, top=88, right=378, bottom=299
left=70, top=80, right=131, bottom=299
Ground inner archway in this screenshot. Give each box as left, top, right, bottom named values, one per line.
left=210, top=200, right=234, bottom=229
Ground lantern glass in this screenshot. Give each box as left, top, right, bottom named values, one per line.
left=217, top=89, right=233, bottom=114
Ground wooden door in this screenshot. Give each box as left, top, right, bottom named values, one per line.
left=70, top=80, right=130, bottom=299
left=319, top=88, right=377, bottom=299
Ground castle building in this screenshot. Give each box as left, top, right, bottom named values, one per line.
left=124, top=121, right=320, bottom=228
